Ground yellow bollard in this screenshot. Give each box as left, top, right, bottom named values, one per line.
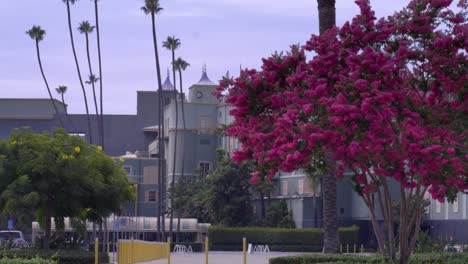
left=131, top=237, right=135, bottom=264
left=205, top=236, right=209, bottom=264
left=361, top=244, right=364, bottom=254
left=95, top=238, right=99, bottom=264
left=167, top=238, right=171, bottom=264
left=243, top=237, right=247, bottom=264
left=340, top=244, right=342, bottom=253
left=354, top=244, right=356, bottom=254
left=346, top=244, right=349, bottom=254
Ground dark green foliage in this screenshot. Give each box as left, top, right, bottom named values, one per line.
left=0, top=258, right=56, bottom=264
left=269, top=253, right=468, bottom=264
left=208, top=226, right=359, bottom=250
left=174, top=149, right=252, bottom=226
left=264, top=200, right=295, bottom=228
left=1, top=250, right=108, bottom=264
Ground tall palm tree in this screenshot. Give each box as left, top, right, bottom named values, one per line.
left=26, top=26, right=64, bottom=129
left=317, top=0, right=338, bottom=254
left=162, top=35, right=181, bottom=241
left=142, top=0, right=165, bottom=242
left=62, top=0, right=93, bottom=144
left=55, top=85, right=77, bottom=130
left=78, top=21, right=101, bottom=146
left=92, top=0, right=105, bottom=150
left=173, top=57, right=189, bottom=242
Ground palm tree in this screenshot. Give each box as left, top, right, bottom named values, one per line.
left=317, top=0, right=339, bottom=254
left=62, top=0, right=93, bottom=144
left=173, top=57, right=189, bottom=242
left=78, top=21, right=101, bottom=146
left=162, top=35, right=181, bottom=241
left=26, top=26, right=64, bottom=129
left=92, top=0, right=105, bottom=150
left=142, top=0, right=165, bottom=242
left=55, top=85, right=77, bottom=130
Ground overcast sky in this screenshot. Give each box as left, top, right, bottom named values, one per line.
left=0, top=0, right=411, bottom=114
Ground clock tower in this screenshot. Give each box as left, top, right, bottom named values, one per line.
left=188, top=65, right=218, bottom=104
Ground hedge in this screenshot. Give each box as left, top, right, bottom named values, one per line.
left=269, top=253, right=468, bottom=264
left=1, top=249, right=109, bottom=264
left=0, top=258, right=56, bottom=264
left=208, top=225, right=359, bottom=249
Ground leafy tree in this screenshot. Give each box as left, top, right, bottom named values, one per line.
left=142, top=0, right=165, bottom=241
left=174, top=149, right=252, bottom=227
left=265, top=200, right=295, bottom=228
left=218, top=1, right=466, bottom=263
left=62, top=0, right=93, bottom=144
left=0, top=128, right=134, bottom=249
left=26, top=26, right=64, bottom=128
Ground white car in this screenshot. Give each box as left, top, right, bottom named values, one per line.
left=0, top=230, right=29, bottom=248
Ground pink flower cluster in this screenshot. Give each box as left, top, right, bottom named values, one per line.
left=218, top=0, right=467, bottom=201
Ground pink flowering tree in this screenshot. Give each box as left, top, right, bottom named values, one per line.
left=218, top=0, right=467, bottom=262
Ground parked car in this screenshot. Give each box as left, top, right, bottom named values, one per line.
left=0, top=230, right=29, bottom=248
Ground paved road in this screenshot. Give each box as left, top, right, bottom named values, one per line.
left=116, top=251, right=301, bottom=264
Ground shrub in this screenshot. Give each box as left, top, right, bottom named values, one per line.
left=268, top=253, right=468, bottom=264
left=0, top=249, right=109, bottom=264
left=208, top=225, right=359, bottom=250
left=0, top=257, right=56, bottom=264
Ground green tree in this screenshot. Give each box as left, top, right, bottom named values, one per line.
left=173, top=57, right=189, bottom=241
left=78, top=21, right=101, bottom=145
left=162, top=35, right=181, bottom=240
left=0, top=128, right=133, bottom=249
left=62, top=0, right=93, bottom=144
left=26, top=26, right=64, bottom=128
left=142, top=0, right=165, bottom=241
left=265, top=200, right=295, bottom=228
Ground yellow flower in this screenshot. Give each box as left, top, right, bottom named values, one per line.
left=119, top=157, right=125, bottom=163
left=74, top=146, right=81, bottom=154
left=62, top=154, right=69, bottom=160
left=96, top=146, right=103, bottom=152
left=10, top=141, right=16, bottom=145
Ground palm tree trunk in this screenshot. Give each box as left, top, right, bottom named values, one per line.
left=44, top=202, right=52, bottom=250
left=66, top=1, right=93, bottom=143
left=35, top=40, right=64, bottom=128
left=150, top=10, right=165, bottom=242
left=84, top=32, right=101, bottom=145
left=169, top=49, right=178, bottom=241
left=61, top=94, right=78, bottom=132
left=94, top=0, right=105, bottom=149
left=317, top=0, right=339, bottom=254
left=176, top=68, right=186, bottom=243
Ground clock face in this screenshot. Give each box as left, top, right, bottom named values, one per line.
left=196, top=91, right=203, bottom=98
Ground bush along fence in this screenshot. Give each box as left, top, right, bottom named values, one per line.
left=208, top=225, right=359, bottom=252
left=0, top=249, right=108, bottom=264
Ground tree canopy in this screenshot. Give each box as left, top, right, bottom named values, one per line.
left=0, top=128, right=134, bottom=248
left=218, top=0, right=467, bottom=262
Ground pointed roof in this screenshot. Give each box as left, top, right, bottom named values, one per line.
left=197, top=64, right=216, bottom=85
left=162, top=69, right=175, bottom=90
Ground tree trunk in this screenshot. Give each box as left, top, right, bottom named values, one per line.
left=169, top=48, right=178, bottom=241
left=35, top=40, right=64, bottom=128
left=44, top=203, right=52, bottom=250
left=176, top=69, right=186, bottom=242
left=94, top=0, right=105, bottom=149
left=259, top=190, right=266, bottom=219
left=317, top=0, right=339, bottom=254
left=84, top=33, right=101, bottom=146
left=66, top=2, right=93, bottom=143
left=150, top=10, right=165, bottom=242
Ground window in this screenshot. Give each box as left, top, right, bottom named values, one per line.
left=297, top=179, right=304, bottom=194
left=435, top=200, right=441, bottom=213
left=199, top=162, right=210, bottom=177
left=122, top=165, right=133, bottom=176
left=199, top=116, right=209, bottom=134
left=453, top=198, right=459, bottom=213
left=147, top=190, right=157, bottom=202
left=281, top=181, right=288, bottom=196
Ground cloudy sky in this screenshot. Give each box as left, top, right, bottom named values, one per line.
left=0, top=0, right=410, bottom=114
